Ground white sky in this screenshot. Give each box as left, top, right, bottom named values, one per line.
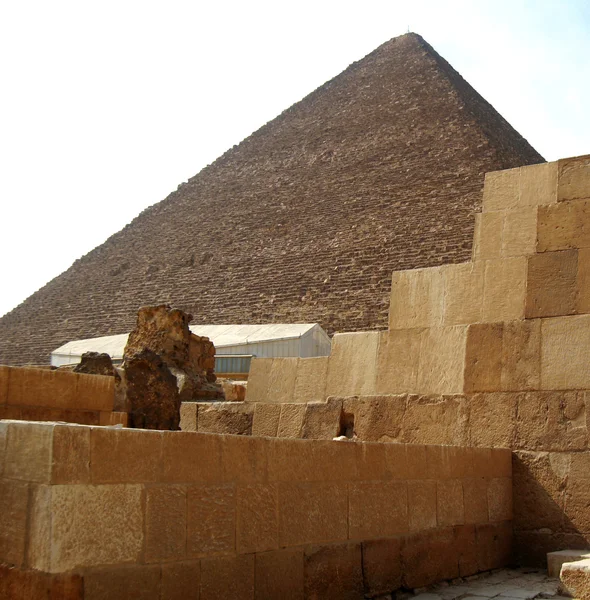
left=0, top=0, right=589, bottom=318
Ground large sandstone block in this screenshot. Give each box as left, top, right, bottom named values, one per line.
left=558, top=154, right=590, bottom=201
left=463, top=477, right=489, bottom=524
left=519, top=160, right=558, bottom=207
left=362, top=537, right=402, bottom=598
left=487, top=477, right=513, bottom=522
left=376, top=330, right=422, bottom=394
left=84, top=565, right=160, bottom=600
left=75, top=373, right=115, bottom=412
left=255, top=548, right=304, bottom=600
left=560, top=558, right=590, bottom=600
left=293, top=357, right=328, bottom=404
left=407, top=479, right=437, bottom=531
left=541, top=315, right=590, bottom=389
left=482, top=167, right=520, bottom=212
left=342, top=395, right=406, bottom=442
left=525, top=249, right=578, bottom=318
left=179, top=402, right=197, bottom=431
left=236, top=483, right=278, bottom=554
left=389, top=267, right=444, bottom=329
left=565, top=477, right=590, bottom=533
left=244, top=358, right=273, bottom=403
left=145, top=485, right=186, bottom=563
left=473, top=211, right=503, bottom=261
left=537, top=198, right=590, bottom=252
left=482, top=257, right=527, bottom=322
left=266, top=358, right=299, bottom=404
left=197, top=402, right=253, bottom=435
left=443, top=263, right=484, bottom=326
left=578, top=247, right=590, bottom=314
left=52, top=424, right=91, bottom=484
left=0, top=365, right=9, bottom=405
left=4, top=421, right=53, bottom=483
left=161, top=431, right=223, bottom=484
left=502, top=206, right=538, bottom=257
left=160, top=561, right=200, bottom=600
left=200, top=554, right=254, bottom=600
left=277, top=403, right=306, bottom=438
left=220, top=434, right=270, bottom=484
left=437, top=479, right=465, bottom=527
left=475, top=521, right=512, bottom=571
left=301, top=398, right=342, bottom=440
left=7, top=368, right=77, bottom=410
left=501, top=319, right=541, bottom=391
left=464, top=323, right=503, bottom=393
left=455, top=524, right=479, bottom=578
left=325, top=332, right=379, bottom=397
left=0, top=479, right=30, bottom=567
left=469, top=392, right=518, bottom=448
left=252, top=403, right=281, bottom=437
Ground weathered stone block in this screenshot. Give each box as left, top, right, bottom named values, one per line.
left=538, top=198, right=590, bottom=252
left=455, top=524, right=479, bottom=578
left=558, top=154, right=590, bottom=201
left=161, top=431, right=222, bottom=483
left=252, top=402, right=281, bottom=437
left=443, top=263, right=484, bottom=326
left=349, top=481, right=408, bottom=539
left=0, top=365, right=9, bottom=405
left=52, top=423, right=90, bottom=484
left=255, top=548, right=304, bottom=600
left=84, top=565, right=160, bottom=600
left=547, top=549, right=590, bottom=578
left=145, top=485, right=186, bottom=563
left=473, top=211, right=503, bottom=261
left=362, top=538, right=402, bottom=598
left=389, top=266, right=445, bottom=330
left=482, top=257, right=527, bottom=322
left=245, top=358, right=273, bottom=403
left=179, top=402, right=197, bottom=431
left=560, top=558, right=590, bottom=600
left=4, top=421, right=53, bottom=483
left=565, top=477, right=590, bottom=533
left=437, top=479, right=465, bottom=527
left=293, top=356, right=328, bottom=404
left=276, top=403, right=305, bottom=438
left=464, top=323, right=503, bottom=393
left=200, top=554, right=254, bottom=600
left=343, top=395, right=405, bottom=442
left=304, top=543, right=363, bottom=600
left=236, top=483, right=278, bottom=554
left=526, top=249, right=577, bottom=318
left=501, top=319, right=541, bottom=391
left=577, top=247, right=590, bottom=314
left=187, top=484, right=235, bottom=557
left=160, top=561, right=200, bottom=600
left=266, top=358, right=298, bottom=404
left=407, top=479, right=436, bottom=531
left=325, top=332, right=379, bottom=397
left=90, top=427, right=162, bottom=483
left=48, top=483, right=143, bottom=572
left=7, top=368, right=77, bottom=409
left=488, top=477, right=512, bottom=522
left=476, top=521, right=512, bottom=571
left=520, top=160, right=558, bottom=207
left=0, top=479, right=29, bottom=567
left=463, top=477, right=489, bottom=524
left=469, top=392, right=518, bottom=448
left=278, top=482, right=347, bottom=546
left=376, top=329, right=422, bottom=394
left=483, top=167, right=520, bottom=212
left=197, top=402, right=253, bottom=435
left=220, top=433, right=269, bottom=484
left=502, top=206, right=538, bottom=257
left=416, top=326, right=468, bottom=395
left=541, top=315, right=590, bottom=389
left=301, top=398, right=342, bottom=440
left=76, top=373, right=115, bottom=412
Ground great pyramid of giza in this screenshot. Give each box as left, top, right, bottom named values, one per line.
left=0, top=33, right=544, bottom=365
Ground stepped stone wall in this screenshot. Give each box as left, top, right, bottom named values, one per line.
left=0, top=32, right=542, bottom=366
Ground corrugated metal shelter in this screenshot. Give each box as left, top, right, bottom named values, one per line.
left=50, top=324, right=331, bottom=374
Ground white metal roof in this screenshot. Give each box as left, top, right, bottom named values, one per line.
left=51, top=323, right=323, bottom=360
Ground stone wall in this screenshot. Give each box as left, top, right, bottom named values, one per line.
left=0, top=420, right=511, bottom=599
left=0, top=366, right=126, bottom=426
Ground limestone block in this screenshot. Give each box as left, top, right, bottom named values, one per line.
left=301, top=398, right=342, bottom=440
left=179, top=402, right=197, bottom=431
left=407, top=479, right=437, bottom=531
left=197, top=402, right=253, bottom=435
left=501, top=319, right=541, bottom=391
left=443, top=263, right=484, bottom=326
left=577, top=247, right=590, bottom=314
left=526, top=249, right=578, bottom=318
left=83, top=565, right=160, bottom=600
left=541, top=315, right=590, bottom=389
left=220, top=434, right=269, bottom=484
left=547, top=549, right=590, bottom=578
left=0, top=479, right=29, bottom=567
left=482, top=257, right=527, bottom=322
left=516, top=391, right=588, bottom=452
left=488, top=477, right=513, bottom=522
left=403, top=395, right=469, bottom=446
left=502, top=207, right=538, bottom=257
left=266, top=358, right=299, bottom=404
left=160, top=561, right=200, bottom=600
left=389, top=267, right=444, bottom=330
left=244, top=358, right=273, bottom=403
left=469, top=392, right=518, bottom=448
left=0, top=566, right=83, bottom=600
left=0, top=365, right=9, bottom=405
left=252, top=403, right=281, bottom=437
left=463, top=477, right=489, bottom=524
left=558, top=154, right=590, bottom=201
left=255, top=548, right=304, bottom=600
left=349, top=481, right=408, bottom=539
left=161, top=431, right=223, bottom=483
left=403, top=444, right=428, bottom=480
left=52, top=423, right=90, bottom=484
left=483, top=167, right=520, bottom=212
left=416, top=326, right=468, bottom=395
left=490, top=448, right=512, bottom=478
left=186, top=484, right=235, bottom=557
left=464, top=323, right=503, bottom=393
left=236, top=483, right=278, bottom=554
left=361, top=538, right=402, bottom=597
left=277, top=403, right=305, bottom=438
left=538, top=199, right=590, bottom=252
left=7, top=368, right=77, bottom=409
left=199, top=554, right=254, bottom=600
left=47, top=483, right=143, bottom=572
left=402, top=528, right=458, bottom=588
left=376, top=329, right=422, bottom=394
left=476, top=521, right=512, bottom=571
left=293, top=357, right=328, bottom=404
left=564, top=477, right=590, bottom=533
left=75, top=373, right=115, bottom=412
left=519, top=160, right=558, bottom=207
left=473, top=211, right=503, bottom=261
left=145, top=485, right=186, bottom=563
left=325, top=332, right=379, bottom=397
left=342, top=395, right=406, bottom=442
left=560, top=558, right=590, bottom=600
left=26, top=485, right=51, bottom=571
left=90, top=427, right=162, bottom=483
left=437, top=479, right=465, bottom=527
left=278, top=482, right=347, bottom=546
left=455, top=524, right=479, bottom=578
left=304, top=543, right=363, bottom=600
left=4, top=421, right=53, bottom=483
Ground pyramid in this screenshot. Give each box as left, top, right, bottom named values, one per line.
left=0, top=33, right=543, bottom=366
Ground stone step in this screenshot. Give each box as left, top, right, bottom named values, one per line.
left=559, top=558, right=590, bottom=599
left=548, top=550, right=590, bottom=579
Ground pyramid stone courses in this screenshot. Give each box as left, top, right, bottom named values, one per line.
left=0, top=33, right=543, bottom=365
